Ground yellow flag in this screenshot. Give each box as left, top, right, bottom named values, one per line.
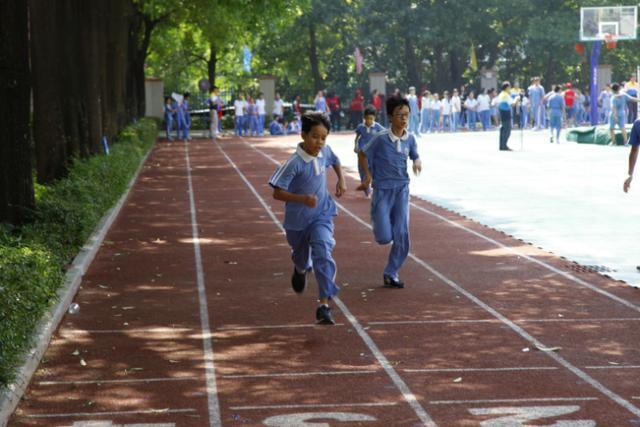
left=470, top=43, right=478, bottom=71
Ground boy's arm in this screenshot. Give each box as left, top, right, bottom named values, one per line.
left=356, top=151, right=372, bottom=191
left=332, top=163, right=347, bottom=197
left=354, top=133, right=361, bottom=153
left=624, top=125, right=640, bottom=193
left=273, top=187, right=317, bottom=208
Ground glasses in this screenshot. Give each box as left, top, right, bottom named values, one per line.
left=392, top=113, right=410, bottom=119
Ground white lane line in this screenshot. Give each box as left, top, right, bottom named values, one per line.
left=410, top=201, right=640, bottom=313
left=38, top=377, right=199, bottom=386
left=25, top=408, right=196, bottom=418
left=184, top=140, right=222, bottom=427
left=217, top=323, right=345, bottom=331
left=245, top=141, right=640, bottom=418
left=429, top=397, right=599, bottom=405
left=222, top=370, right=377, bottom=379
left=60, top=327, right=194, bottom=335
left=585, top=365, right=640, bottom=370
left=217, top=140, right=436, bottom=427
left=368, top=319, right=497, bottom=326
left=404, top=367, right=558, bottom=373
left=368, top=317, right=640, bottom=326
left=230, top=402, right=397, bottom=411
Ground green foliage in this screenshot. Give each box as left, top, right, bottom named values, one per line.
left=0, top=119, right=156, bottom=388
left=147, top=0, right=640, bottom=103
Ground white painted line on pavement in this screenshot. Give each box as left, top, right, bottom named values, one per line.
left=429, top=397, right=599, bottom=405
left=230, top=402, right=397, bottom=411
left=222, top=370, right=377, bottom=379
left=368, top=317, right=640, bottom=326
left=585, top=365, right=640, bottom=370
left=38, top=377, right=199, bottom=386
left=184, top=140, right=222, bottom=427
left=245, top=140, right=640, bottom=419
left=217, top=140, right=437, bottom=427
left=404, top=367, right=558, bottom=373
left=60, top=327, right=194, bottom=335
left=217, top=323, right=345, bottom=331
left=25, top=408, right=196, bottom=419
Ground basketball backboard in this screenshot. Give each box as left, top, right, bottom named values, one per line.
left=580, top=6, right=637, bottom=41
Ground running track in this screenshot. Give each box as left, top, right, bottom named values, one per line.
left=7, top=134, right=640, bottom=426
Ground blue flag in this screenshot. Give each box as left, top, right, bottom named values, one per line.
left=243, top=46, right=252, bottom=72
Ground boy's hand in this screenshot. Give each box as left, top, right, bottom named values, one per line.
left=356, top=175, right=371, bottom=191
left=335, top=178, right=347, bottom=198
left=624, top=175, right=632, bottom=193
left=413, top=159, right=422, bottom=176
left=304, top=194, right=317, bottom=208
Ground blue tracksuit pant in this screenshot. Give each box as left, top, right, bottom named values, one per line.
left=286, top=218, right=339, bottom=300
left=371, top=185, right=410, bottom=280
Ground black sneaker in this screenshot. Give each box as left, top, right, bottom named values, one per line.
left=316, top=305, right=335, bottom=325
left=291, top=268, right=307, bottom=293
left=383, top=275, right=405, bottom=289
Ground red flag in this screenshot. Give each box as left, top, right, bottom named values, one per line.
left=354, top=47, right=363, bottom=74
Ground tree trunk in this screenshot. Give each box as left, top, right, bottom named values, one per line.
left=79, top=1, right=103, bottom=154
left=30, top=0, right=68, bottom=183
left=0, top=0, right=34, bottom=224
left=404, top=37, right=420, bottom=89
left=308, top=21, right=323, bottom=92
left=208, top=41, right=217, bottom=87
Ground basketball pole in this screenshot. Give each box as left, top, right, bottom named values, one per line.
left=589, top=41, right=602, bottom=126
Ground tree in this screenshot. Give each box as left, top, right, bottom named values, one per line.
left=0, top=0, right=34, bottom=224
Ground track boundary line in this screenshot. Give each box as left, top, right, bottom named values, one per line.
left=38, top=377, right=199, bottom=386
left=222, top=370, right=378, bottom=379
left=404, top=367, right=558, bottom=373
left=214, top=139, right=436, bottom=427
left=184, top=140, right=222, bottom=427
left=24, top=408, right=196, bottom=419
left=429, top=397, right=599, bottom=405
left=243, top=139, right=640, bottom=418
left=230, top=402, right=398, bottom=410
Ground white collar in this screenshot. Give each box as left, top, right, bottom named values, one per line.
left=296, top=143, right=323, bottom=163
left=388, top=129, right=409, bottom=143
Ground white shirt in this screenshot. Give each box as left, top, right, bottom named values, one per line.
left=430, top=100, right=441, bottom=111
left=450, top=95, right=461, bottom=113
left=421, top=96, right=430, bottom=110
left=273, top=99, right=284, bottom=116
left=477, top=94, right=490, bottom=111
left=256, top=99, right=266, bottom=115
left=464, top=98, right=478, bottom=111
left=234, top=99, right=246, bottom=116
left=442, top=99, right=451, bottom=115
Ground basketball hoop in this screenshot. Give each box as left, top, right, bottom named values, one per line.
left=604, top=32, right=617, bottom=49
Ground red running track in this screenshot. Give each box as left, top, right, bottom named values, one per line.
left=8, top=134, right=640, bottom=426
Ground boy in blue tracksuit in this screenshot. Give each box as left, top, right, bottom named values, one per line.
left=269, top=112, right=347, bottom=325
left=164, top=97, right=175, bottom=141
left=354, top=105, right=384, bottom=197
left=357, top=95, right=422, bottom=289
left=183, top=92, right=192, bottom=141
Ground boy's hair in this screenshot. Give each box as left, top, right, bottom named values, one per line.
left=301, top=111, right=330, bottom=133
left=363, top=105, right=377, bottom=117
left=386, top=94, right=410, bottom=116
left=612, top=83, right=620, bottom=92
left=553, top=85, right=561, bottom=92
left=501, top=81, right=510, bottom=91
left=183, top=92, right=190, bottom=98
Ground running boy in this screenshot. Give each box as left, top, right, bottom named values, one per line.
left=354, top=105, right=385, bottom=197
left=269, top=112, right=347, bottom=325
left=357, top=95, right=422, bottom=288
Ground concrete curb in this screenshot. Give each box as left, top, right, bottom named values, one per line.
left=0, top=142, right=155, bottom=426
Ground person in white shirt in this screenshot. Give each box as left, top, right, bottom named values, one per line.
left=273, top=92, right=284, bottom=119
left=450, top=89, right=462, bottom=132
left=233, top=93, right=247, bottom=136
left=441, top=91, right=452, bottom=132
left=420, top=90, right=431, bottom=133
left=477, top=89, right=491, bottom=131
left=430, top=93, right=442, bottom=132
left=256, top=93, right=266, bottom=136
left=464, top=91, right=478, bottom=131
left=208, top=86, right=220, bottom=139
